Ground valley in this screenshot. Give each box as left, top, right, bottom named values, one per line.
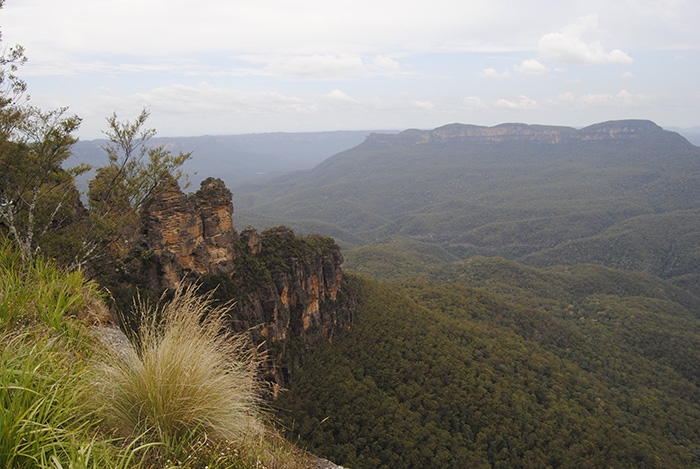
left=228, top=120, right=700, bottom=467
left=5, top=116, right=700, bottom=468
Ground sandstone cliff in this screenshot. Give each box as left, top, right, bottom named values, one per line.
left=136, top=177, right=354, bottom=391
left=141, top=177, right=237, bottom=290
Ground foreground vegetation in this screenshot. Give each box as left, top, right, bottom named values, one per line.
left=0, top=239, right=311, bottom=469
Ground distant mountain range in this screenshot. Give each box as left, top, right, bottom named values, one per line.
left=68, top=130, right=379, bottom=189
left=230, top=120, right=700, bottom=294
left=68, top=124, right=700, bottom=188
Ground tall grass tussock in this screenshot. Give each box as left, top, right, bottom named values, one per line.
left=93, top=285, right=264, bottom=451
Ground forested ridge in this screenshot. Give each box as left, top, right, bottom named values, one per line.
left=260, top=122, right=700, bottom=464
left=277, top=265, right=700, bottom=468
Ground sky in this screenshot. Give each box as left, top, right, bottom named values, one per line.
left=2, top=0, right=699, bottom=139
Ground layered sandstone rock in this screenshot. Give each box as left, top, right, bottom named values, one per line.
left=139, top=178, right=354, bottom=390
left=142, top=177, right=236, bottom=289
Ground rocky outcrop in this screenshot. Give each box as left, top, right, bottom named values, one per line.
left=192, top=177, right=238, bottom=271
left=240, top=226, right=262, bottom=254
left=141, top=177, right=237, bottom=290
left=203, top=225, right=354, bottom=392
left=139, top=178, right=355, bottom=391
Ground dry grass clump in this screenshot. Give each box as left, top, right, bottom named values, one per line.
left=93, top=285, right=264, bottom=456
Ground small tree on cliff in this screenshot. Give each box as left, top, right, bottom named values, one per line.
left=87, top=109, right=192, bottom=264
left=89, top=108, right=191, bottom=216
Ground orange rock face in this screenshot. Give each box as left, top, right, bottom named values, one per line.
left=140, top=180, right=354, bottom=390
left=143, top=177, right=236, bottom=289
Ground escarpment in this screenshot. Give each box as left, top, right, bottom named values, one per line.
left=364, top=119, right=686, bottom=146
left=129, top=177, right=355, bottom=391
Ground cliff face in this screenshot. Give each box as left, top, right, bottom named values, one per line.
left=365, top=120, right=684, bottom=146
left=142, top=177, right=237, bottom=289
left=230, top=226, right=354, bottom=392
left=140, top=178, right=354, bottom=391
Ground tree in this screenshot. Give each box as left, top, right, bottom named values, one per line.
left=89, top=108, right=191, bottom=216
left=0, top=1, right=88, bottom=263
left=86, top=108, right=191, bottom=265
left=0, top=106, right=86, bottom=262
left=0, top=0, right=27, bottom=139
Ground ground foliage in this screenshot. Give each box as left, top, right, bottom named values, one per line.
left=276, top=270, right=700, bottom=468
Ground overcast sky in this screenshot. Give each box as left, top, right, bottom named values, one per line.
left=2, top=0, right=699, bottom=139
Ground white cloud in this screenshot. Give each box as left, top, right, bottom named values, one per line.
left=538, top=15, right=633, bottom=65
left=6, top=0, right=699, bottom=71
left=496, top=95, right=539, bottom=109
left=371, top=55, right=401, bottom=72
left=479, top=67, right=510, bottom=78
left=462, top=96, right=488, bottom=110
left=131, top=83, right=310, bottom=115
left=550, top=89, right=645, bottom=107
left=413, top=100, right=435, bottom=110
left=620, top=72, right=635, bottom=79
left=262, top=55, right=366, bottom=78
left=2, top=0, right=522, bottom=61
left=514, top=59, right=550, bottom=75
left=259, top=54, right=412, bottom=79
left=324, top=89, right=359, bottom=103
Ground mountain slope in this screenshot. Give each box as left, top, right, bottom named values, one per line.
left=276, top=272, right=700, bottom=468
left=233, top=120, right=700, bottom=285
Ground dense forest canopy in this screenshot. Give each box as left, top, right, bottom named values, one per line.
left=277, top=268, right=700, bottom=468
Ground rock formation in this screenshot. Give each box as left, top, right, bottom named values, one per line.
left=141, top=177, right=237, bottom=290
left=139, top=177, right=355, bottom=391
left=221, top=226, right=354, bottom=393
